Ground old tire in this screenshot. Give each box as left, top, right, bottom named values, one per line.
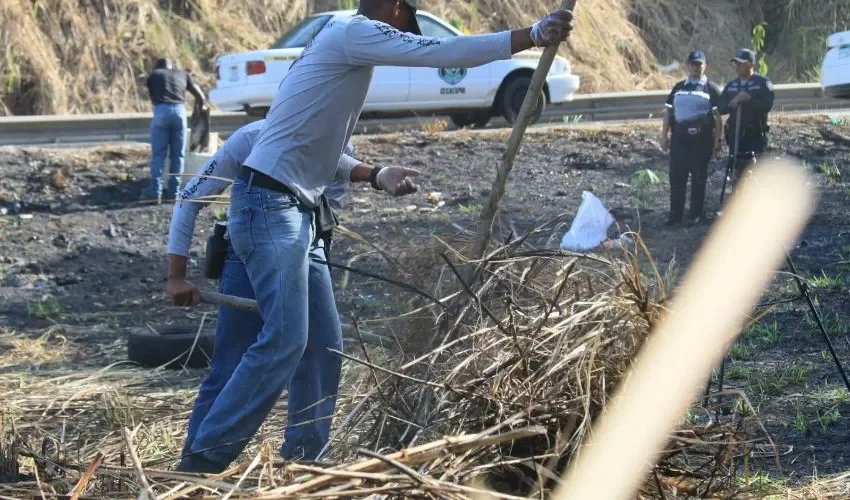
left=501, top=75, right=545, bottom=126
left=127, top=326, right=215, bottom=369
left=450, top=111, right=491, bottom=129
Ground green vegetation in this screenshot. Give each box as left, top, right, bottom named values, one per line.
left=26, top=298, right=61, bottom=319
left=729, top=341, right=757, bottom=361
left=458, top=202, right=482, bottom=215
left=809, top=271, right=844, bottom=289
left=630, top=169, right=666, bottom=206
left=793, top=401, right=808, bottom=435
left=819, top=162, right=842, bottom=185
left=744, top=321, right=779, bottom=344
left=752, top=22, right=769, bottom=76
left=739, top=471, right=789, bottom=494
left=779, top=362, right=810, bottom=386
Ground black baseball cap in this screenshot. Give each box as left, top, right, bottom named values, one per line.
left=402, top=0, right=422, bottom=36
left=731, top=48, right=756, bottom=64
left=687, top=50, right=706, bottom=64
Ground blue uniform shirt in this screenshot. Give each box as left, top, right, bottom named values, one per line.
left=718, top=74, right=775, bottom=136
left=665, top=76, right=722, bottom=128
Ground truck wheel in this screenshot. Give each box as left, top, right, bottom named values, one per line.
left=501, top=75, right=545, bottom=126
left=450, top=112, right=491, bottom=129
left=127, top=326, right=215, bottom=369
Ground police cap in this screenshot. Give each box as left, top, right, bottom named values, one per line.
left=687, top=50, right=706, bottom=64
left=731, top=49, right=756, bottom=64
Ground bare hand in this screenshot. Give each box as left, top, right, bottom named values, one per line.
left=660, top=134, right=670, bottom=152
left=530, top=9, right=575, bottom=47
left=167, top=278, right=201, bottom=307
left=714, top=139, right=723, bottom=156
left=377, top=167, right=421, bottom=197
left=730, top=91, right=751, bottom=108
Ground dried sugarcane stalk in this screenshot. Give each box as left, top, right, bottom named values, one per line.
left=272, top=426, right=546, bottom=495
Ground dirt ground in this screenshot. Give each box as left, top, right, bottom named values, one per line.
left=1, top=115, right=850, bottom=493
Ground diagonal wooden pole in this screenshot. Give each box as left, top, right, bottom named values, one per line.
left=468, top=0, right=577, bottom=279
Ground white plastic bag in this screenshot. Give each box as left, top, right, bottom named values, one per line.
left=560, top=191, right=615, bottom=252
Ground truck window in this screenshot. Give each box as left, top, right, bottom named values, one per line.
left=417, top=16, right=458, bottom=39
left=271, top=15, right=333, bottom=49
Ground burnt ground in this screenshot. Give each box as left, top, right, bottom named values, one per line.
left=1, top=115, right=850, bottom=491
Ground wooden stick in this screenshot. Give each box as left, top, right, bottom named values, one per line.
left=199, top=291, right=391, bottom=346
left=553, top=159, right=816, bottom=500
left=68, top=452, right=103, bottom=500
left=469, top=0, right=578, bottom=277
left=200, top=290, right=258, bottom=313
left=122, top=428, right=154, bottom=500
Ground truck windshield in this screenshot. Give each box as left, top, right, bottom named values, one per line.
left=271, top=15, right=332, bottom=49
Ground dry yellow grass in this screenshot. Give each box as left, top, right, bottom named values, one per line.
left=1, top=0, right=845, bottom=116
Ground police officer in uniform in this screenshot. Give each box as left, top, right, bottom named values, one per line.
left=718, top=48, right=775, bottom=185
left=661, top=50, right=723, bottom=226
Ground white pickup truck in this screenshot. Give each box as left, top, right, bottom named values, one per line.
left=209, top=9, right=580, bottom=128
left=822, top=29, right=850, bottom=99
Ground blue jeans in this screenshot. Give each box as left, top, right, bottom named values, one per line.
left=149, top=103, right=186, bottom=199
left=183, top=180, right=343, bottom=471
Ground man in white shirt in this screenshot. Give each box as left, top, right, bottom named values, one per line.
left=184, top=0, right=575, bottom=472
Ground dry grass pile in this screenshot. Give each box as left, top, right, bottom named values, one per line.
left=0, top=0, right=677, bottom=115
left=0, top=0, right=845, bottom=115
left=0, top=232, right=773, bottom=498
left=0, top=0, right=312, bottom=115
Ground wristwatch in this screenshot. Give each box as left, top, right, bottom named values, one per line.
left=369, top=166, right=384, bottom=191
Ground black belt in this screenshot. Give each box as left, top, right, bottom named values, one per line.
left=237, top=166, right=298, bottom=197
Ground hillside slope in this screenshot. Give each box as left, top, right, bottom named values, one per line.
left=0, top=0, right=847, bottom=116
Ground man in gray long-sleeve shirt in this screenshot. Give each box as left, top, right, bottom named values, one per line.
left=181, top=0, right=575, bottom=473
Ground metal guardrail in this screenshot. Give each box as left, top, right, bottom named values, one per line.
left=0, top=84, right=848, bottom=146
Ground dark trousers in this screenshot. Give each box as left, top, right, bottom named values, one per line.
left=726, top=133, right=767, bottom=187
left=669, top=128, right=714, bottom=222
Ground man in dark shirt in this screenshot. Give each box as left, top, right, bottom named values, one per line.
left=144, top=58, right=207, bottom=202
left=718, top=49, right=775, bottom=185
left=660, top=50, right=723, bottom=226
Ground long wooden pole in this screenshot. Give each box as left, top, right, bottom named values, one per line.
left=469, top=0, right=577, bottom=273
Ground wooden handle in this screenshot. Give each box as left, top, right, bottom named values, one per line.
left=198, top=290, right=392, bottom=346
left=200, top=290, right=259, bottom=313
left=469, top=0, right=578, bottom=272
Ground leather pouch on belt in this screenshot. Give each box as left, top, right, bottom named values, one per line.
left=204, top=221, right=229, bottom=280
left=314, top=195, right=339, bottom=238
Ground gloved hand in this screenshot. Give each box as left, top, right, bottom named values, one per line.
left=530, top=9, right=575, bottom=47
left=376, top=166, right=421, bottom=197
left=167, top=278, right=201, bottom=307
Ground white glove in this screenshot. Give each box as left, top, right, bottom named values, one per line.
left=530, top=9, right=574, bottom=47
left=376, top=166, right=421, bottom=197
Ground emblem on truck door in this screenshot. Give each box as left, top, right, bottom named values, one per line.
left=439, top=68, right=467, bottom=85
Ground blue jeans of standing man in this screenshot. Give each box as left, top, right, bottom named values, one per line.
left=148, top=103, right=186, bottom=199
left=182, top=179, right=343, bottom=472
